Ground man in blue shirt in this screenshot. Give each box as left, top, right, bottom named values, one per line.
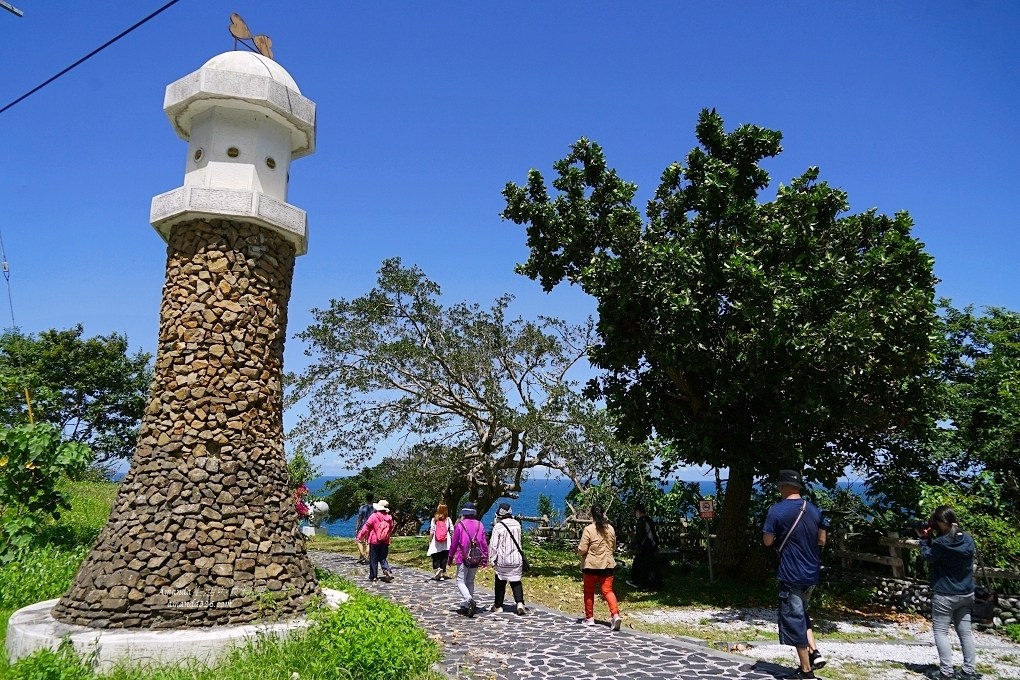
left=763, top=469, right=827, bottom=679
left=354, top=492, right=374, bottom=565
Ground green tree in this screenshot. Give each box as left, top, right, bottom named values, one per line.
left=287, top=258, right=620, bottom=517
left=868, top=303, right=1020, bottom=522
left=502, top=109, right=937, bottom=576
left=934, top=302, right=1020, bottom=504
left=0, top=326, right=152, bottom=464
left=320, top=445, right=462, bottom=535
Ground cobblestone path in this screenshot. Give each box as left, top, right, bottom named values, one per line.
left=311, top=551, right=785, bottom=680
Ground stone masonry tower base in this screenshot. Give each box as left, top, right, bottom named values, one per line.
left=53, top=219, right=319, bottom=628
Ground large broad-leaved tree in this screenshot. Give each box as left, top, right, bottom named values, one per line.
left=502, top=109, right=938, bottom=576
left=287, top=258, right=625, bottom=516
left=0, top=325, right=152, bottom=464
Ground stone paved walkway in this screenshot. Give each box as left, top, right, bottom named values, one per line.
left=310, top=551, right=788, bottom=680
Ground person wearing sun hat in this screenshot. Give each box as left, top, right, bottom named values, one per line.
left=763, top=469, right=827, bottom=679
left=356, top=499, right=395, bottom=582
left=447, top=501, right=489, bottom=617
left=488, top=502, right=528, bottom=615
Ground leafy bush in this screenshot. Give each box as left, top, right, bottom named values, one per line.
left=0, top=423, right=92, bottom=562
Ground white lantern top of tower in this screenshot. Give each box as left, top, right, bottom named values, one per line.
left=163, top=50, right=315, bottom=158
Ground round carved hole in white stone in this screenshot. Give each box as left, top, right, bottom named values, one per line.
left=227, top=147, right=240, bottom=158
left=266, top=157, right=276, bottom=169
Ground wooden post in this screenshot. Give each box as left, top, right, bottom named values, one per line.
left=888, top=531, right=904, bottom=577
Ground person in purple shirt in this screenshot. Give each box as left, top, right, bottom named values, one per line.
left=447, top=501, right=489, bottom=617
left=763, top=469, right=827, bottom=679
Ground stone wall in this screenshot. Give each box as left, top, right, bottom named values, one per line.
left=831, top=571, right=1019, bottom=628
left=52, top=219, right=320, bottom=629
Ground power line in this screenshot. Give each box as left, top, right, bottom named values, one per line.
left=0, top=226, right=15, bottom=329
left=0, top=0, right=184, bottom=116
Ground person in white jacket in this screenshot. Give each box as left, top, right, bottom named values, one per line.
left=426, top=502, right=454, bottom=581
left=488, top=503, right=527, bottom=615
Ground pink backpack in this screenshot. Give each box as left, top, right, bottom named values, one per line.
left=373, top=514, right=393, bottom=543
left=435, top=518, right=449, bottom=542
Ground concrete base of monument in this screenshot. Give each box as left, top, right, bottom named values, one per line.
left=4, top=589, right=348, bottom=672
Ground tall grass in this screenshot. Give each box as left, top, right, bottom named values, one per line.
left=1, top=483, right=441, bottom=680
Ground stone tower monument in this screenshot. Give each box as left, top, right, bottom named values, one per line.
left=52, top=50, right=320, bottom=629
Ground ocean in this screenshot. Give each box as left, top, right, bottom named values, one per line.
left=305, top=477, right=724, bottom=537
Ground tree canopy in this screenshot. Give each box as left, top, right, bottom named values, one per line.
left=287, top=258, right=628, bottom=516
left=0, top=325, right=152, bottom=464
left=502, top=109, right=938, bottom=575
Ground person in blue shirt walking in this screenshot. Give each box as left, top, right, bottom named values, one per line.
left=763, top=469, right=827, bottom=680
left=917, top=505, right=978, bottom=680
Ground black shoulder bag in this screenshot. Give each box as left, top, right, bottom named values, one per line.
left=972, top=539, right=998, bottom=624
left=769, top=500, right=807, bottom=573
left=499, top=520, right=531, bottom=573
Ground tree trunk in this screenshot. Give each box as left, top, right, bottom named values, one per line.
left=712, top=463, right=755, bottom=579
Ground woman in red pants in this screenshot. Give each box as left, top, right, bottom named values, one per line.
left=576, top=503, right=622, bottom=630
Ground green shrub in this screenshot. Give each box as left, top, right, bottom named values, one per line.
left=0, top=423, right=92, bottom=562
left=1004, top=623, right=1020, bottom=644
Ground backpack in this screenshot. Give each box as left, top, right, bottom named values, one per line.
left=435, top=518, right=449, bottom=542
left=373, top=514, right=393, bottom=543
left=464, top=522, right=483, bottom=567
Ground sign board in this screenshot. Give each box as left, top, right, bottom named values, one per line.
left=698, top=499, right=715, bottom=519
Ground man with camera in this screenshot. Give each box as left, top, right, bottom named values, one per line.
left=763, top=469, right=827, bottom=680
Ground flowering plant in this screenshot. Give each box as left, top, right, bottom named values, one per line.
left=294, top=483, right=311, bottom=519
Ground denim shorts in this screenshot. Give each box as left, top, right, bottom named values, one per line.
left=778, top=582, right=815, bottom=647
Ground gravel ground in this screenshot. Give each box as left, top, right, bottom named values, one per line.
left=630, top=607, right=1020, bottom=679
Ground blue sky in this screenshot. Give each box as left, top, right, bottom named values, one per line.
left=1, top=2, right=1017, bottom=476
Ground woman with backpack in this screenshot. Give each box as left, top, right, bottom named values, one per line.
left=489, top=502, right=527, bottom=615
left=427, top=502, right=454, bottom=581
left=355, top=499, right=395, bottom=582
left=577, top=503, right=622, bottom=630
left=447, top=501, right=489, bottom=617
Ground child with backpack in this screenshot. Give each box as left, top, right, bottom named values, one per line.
left=356, top=499, right=395, bottom=582
left=427, top=502, right=455, bottom=581
left=447, top=501, right=488, bottom=617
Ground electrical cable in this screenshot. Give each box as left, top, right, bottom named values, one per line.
left=0, top=0, right=184, bottom=116
left=0, top=226, right=34, bottom=422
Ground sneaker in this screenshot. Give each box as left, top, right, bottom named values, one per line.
left=782, top=671, right=815, bottom=679
left=610, top=614, right=622, bottom=631
left=957, top=671, right=981, bottom=680
left=516, top=602, right=526, bottom=616
left=489, top=603, right=502, bottom=613
left=434, top=568, right=442, bottom=581
left=580, top=617, right=595, bottom=626
left=625, top=580, right=638, bottom=588
left=467, top=600, right=476, bottom=618
left=809, top=649, right=827, bottom=670
left=924, top=671, right=953, bottom=680
left=383, top=569, right=393, bottom=581
left=441, top=572, right=450, bottom=580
